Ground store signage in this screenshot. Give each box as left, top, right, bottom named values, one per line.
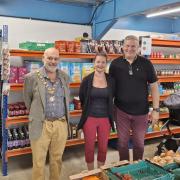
left=141, top=37, right=152, bottom=55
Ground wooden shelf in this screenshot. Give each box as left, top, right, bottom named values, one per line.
left=10, top=49, right=121, bottom=59
left=151, top=58, right=180, bottom=64
left=158, top=75, right=180, bottom=82
left=152, top=39, right=180, bottom=47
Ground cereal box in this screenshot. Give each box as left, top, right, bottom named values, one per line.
left=70, top=63, right=82, bottom=83
left=81, top=63, right=94, bottom=79
left=58, top=62, right=70, bottom=76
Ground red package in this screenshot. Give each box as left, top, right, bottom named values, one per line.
left=18, top=67, right=28, bottom=83
left=66, top=41, right=75, bottom=52
left=55, top=41, right=67, bottom=52
left=74, top=42, right=81, bottom=53
left=9, top=67, right=18, bottom=83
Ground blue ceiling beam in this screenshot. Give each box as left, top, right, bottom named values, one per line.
left=93, top=0, right=180, bottom=39
left=113, top=15, right=175, bottom=34
left=0, top=0, right=92, bottom=24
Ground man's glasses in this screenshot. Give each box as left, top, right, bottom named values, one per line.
left=47, top=56, right=59, bottom=61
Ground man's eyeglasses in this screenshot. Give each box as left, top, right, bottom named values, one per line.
left=46, top=56, right=59, bottom=61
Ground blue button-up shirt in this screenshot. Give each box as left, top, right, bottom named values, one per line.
left=42, top=68, right=65, bottom=120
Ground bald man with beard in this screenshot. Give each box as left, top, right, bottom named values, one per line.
left=23, top=48, right=70, bottom=180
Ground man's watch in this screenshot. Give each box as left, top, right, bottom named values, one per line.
left=153, top=108, right=160, bottom=112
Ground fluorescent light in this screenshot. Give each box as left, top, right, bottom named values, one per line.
left=146, top=7, right=180, bottom=18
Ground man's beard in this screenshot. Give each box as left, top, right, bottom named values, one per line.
left=44, top=63, right=57, bottom=73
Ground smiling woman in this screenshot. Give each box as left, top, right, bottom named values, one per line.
left=78, top=52, right=115, bottom=170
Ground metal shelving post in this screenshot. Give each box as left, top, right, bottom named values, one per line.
left=1, top=94, right=8, bottom=176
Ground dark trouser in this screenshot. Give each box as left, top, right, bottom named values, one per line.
left=115, top=107, right=148, bottom=161
left=83, top=116, right=110, bottom=163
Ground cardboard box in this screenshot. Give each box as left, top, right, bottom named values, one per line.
left=69, top=169, right=102, bottom=180
left=69, top=160, right=129, bottom=180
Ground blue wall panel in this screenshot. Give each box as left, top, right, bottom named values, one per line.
left=173, top=19, right=180, bottom=33
left=113, top=15, right=174, bottom=34
left=93, top=0, right=180, bottom=39
left=115, top=0, right=180, bottom=17
left=0, top=0, right=92, bottom=24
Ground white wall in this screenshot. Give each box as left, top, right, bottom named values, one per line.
left=102, top=29, right=178, bottom=40
left=0, top=16, right=92, bottom=49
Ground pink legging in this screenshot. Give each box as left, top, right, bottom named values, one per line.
left=116, top=108, right=148, bottom=161
left=83, top=116, right=111, bottom=163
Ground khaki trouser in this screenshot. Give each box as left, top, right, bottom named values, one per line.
left=31, top=118, right=68, bottom=180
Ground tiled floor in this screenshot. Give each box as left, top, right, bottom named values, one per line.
left=0, top=139, right=160, bottom=180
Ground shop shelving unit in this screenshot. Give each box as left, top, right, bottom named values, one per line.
left=1, top=51, right=122, bottom=176
left=149, top=38, right=180, bottom=139
left=1, top=38, right=180, bottom=175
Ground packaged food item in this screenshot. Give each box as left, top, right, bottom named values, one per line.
left=9, top=67, right=18, bottom=83
left=2, top=48, right=10, bottom=80
left=73, top=96, right=81, bottom=110
left=74, top=42, right=81, bottom=53
left=70, top=63, right=82, bottom=83
left=55, top=40, right=67, bottom=52
left=18, top=67, right=28, bottom=83
left=66, top=41, right=75, bottom=52
left=24, top=61, right=43, bottom=72
left=58, top=62, right=70, bottom=76
left=81, top=63, right=94, bottom=79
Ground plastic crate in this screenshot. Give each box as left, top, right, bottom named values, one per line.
left=172, top=168, right=180, bottom=180
left=107, top=160, right=174, bottom=180
left=19, top=41, right=54, bottom=51
left=163, top=162, right=180, bottom=171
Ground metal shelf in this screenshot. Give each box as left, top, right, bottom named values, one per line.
left=10, top=83, right=81, bottom=91
left=6, top=110, right=83, bottom=126
left=158, top=75, right=180, bottom=82
left=152, top=39, right=180, bottom=47
left=7, top=125, right=180, bottom=158
left=148, top=93, right=169, bottom=101
left=151, top=58, right=180, bottom=64
left=6, top=116, right=29, bottom=127
left=10, top=49, right=121, bottom=60
left=6, top=132, right=118, bottom=157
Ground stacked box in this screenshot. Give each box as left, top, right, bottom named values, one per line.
left=19, top=41, right=54, bottom=51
